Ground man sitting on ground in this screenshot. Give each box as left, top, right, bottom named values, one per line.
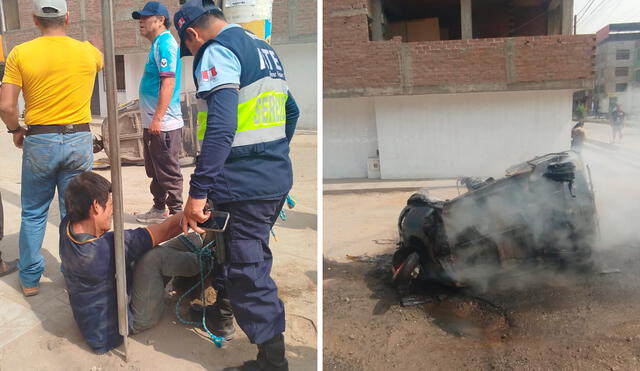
left=59, top=171, right=208, bottom=354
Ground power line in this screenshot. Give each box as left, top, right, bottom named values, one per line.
left=576, top=0, right=597, bottom=19
left=578, top=0, right=617, bottom=26
left=578, top=0, right=607, bottom=24
left=580, top=0, right=625, bottom=34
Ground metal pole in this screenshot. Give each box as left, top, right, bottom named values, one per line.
left=0, top=0, right=6, bottom=33
left=0, top=0, right=7, bottom=62
left=100, top=0, right=129, bottom=361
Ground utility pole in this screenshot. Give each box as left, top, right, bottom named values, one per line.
left=574, top=14, right=577, bottom=35
left=100, top=0, right=129, bottom=362
left=0, top=0, right=6, bottom=62
left=0, top=0, right=5, bottom=33
left=221, top=0, right=274, bottom=43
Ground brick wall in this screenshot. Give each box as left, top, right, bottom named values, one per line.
left=272, top=0, right=317, bottom=44
left=324, top=1, right=595, bottom=97
left=4, top=0, right=316, bottom=53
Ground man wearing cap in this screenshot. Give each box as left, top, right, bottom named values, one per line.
left=132, top=2, right=185, bottom=224
left=174, top=1, right=299, bottom=370
left=0, top=0, right=103, bottom=296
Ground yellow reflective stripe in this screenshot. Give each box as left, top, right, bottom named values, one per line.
left=196, top=81, right=289, bottom=146
left=237, top=90, right=288, bottom=133
left=197, top=111, right=207, bottom=140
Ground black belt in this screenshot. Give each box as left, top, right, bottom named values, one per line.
left=26, top=123, right=90, bottom=136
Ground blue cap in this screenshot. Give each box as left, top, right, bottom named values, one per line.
left=132, top=1, right=170, bottom=24
left=174, top=0, right=223, bottom=57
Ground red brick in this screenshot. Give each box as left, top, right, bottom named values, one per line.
left=324, top=2, right=595, bottom=97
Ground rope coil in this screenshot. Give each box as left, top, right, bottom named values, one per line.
left=174, top=234, right=225, bottom=347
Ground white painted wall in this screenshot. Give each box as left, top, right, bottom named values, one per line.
left=96, top=53, right=148, bottom=117
left=273, top=43, right=317, bottom=129
left=376, top=90, right=574, bottom=178
left=323, top=97, right=379, bottom=178
left=324, top=90, right=575, bottom=179
left=123, top=53, right=148, bottom=103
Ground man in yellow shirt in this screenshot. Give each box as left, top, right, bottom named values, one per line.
left=0, top=0, right=103, bottom=296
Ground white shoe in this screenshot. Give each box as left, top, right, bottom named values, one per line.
left=136, top=207, right=168, bottom=224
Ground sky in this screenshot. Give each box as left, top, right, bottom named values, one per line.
left=573, top=0, right=640, bottom=34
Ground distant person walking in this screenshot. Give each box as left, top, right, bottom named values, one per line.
left=0, top=0, right=103, bottom=296
left=611, top=104, right=625, bottom=143
left=571, top=121, right=585, bottom=153
left=132, top=1, right=185, bottom=224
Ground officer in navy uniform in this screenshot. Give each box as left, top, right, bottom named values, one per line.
left=174, top=1, right=299, bottom=370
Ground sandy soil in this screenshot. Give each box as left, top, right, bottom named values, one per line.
left=0, top=128, right=317, bottom=370
left=323, top=124, right=640, bottom=371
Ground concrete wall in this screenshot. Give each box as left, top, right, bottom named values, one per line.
left=324, top=90, right=574, bottom=179
left=323, top=97, right=378, bottom=178
left=273, top=43, right=317, bottom=129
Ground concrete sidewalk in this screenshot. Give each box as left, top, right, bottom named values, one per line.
left=0, top=128, right=317, bottom=370
left=323, top=178, right=459, bottom=194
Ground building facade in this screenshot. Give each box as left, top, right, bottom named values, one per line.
left=593, top=23, right=640, bottom=118
left=1, top=0, right=317, bottom=129
left=324, top=0, right=595, bottom=179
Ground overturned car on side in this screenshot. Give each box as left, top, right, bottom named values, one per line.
left=393, top=151, right=598, bottom=287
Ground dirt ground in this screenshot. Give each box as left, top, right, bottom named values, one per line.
left=323, top=124, right=640, bottom=371
left=0, top=127, right=317, bottom=370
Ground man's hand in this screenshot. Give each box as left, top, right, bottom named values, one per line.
left=12, top=127, right=27, bottom=149
left=148, top=117, right=162, bottom=135
left=182, top=196, right=209, bottom=234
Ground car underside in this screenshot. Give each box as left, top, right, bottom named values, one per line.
left=393, top=151, right=598, bottom=287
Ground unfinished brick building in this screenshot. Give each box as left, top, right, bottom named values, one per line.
left=1, top=0, right=317, bottom=127
left=324, top=0, right=595, bottom=179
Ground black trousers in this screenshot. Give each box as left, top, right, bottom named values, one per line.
left=212, top=195, right=288, bottom=344
left=142, top=128, right=183, bottom=213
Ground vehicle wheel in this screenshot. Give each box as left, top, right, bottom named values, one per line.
left=391, top=251, right=420, bottom=287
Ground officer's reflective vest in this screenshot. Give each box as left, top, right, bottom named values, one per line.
left=194, top=27, right=288, bottom=148
left=192, top=25, right=293, bottom=203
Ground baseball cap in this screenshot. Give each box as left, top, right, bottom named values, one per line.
left=132, top=1, right=170, bottom=23
left=33, top=0, right=67, bottom=17
left=173, top=0, right=223, bottom=57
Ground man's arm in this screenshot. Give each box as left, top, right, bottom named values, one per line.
left=182, top=88, right=238, bottom=233
left=146, top=212, right=184, bottom=246
left=285, top=90, right=299, bottom=143
left=148, top=76, right=175, bottom=134
left=0, top=83, right=27, bottom=148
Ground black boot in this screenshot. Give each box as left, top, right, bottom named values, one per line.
left=244, top=333, right=288, bottom=371
left=207, top=296, right=236, bottom=340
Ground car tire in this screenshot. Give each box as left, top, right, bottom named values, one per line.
left=391, top=251, right=420, bottom=287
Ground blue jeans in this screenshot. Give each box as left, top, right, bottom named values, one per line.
left=19, top=132, right=93, bottom=288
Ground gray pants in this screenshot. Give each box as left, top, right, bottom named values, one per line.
left=130, top=232, right=202, bottom=333
left=143, top=128, right=184, bottom=214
